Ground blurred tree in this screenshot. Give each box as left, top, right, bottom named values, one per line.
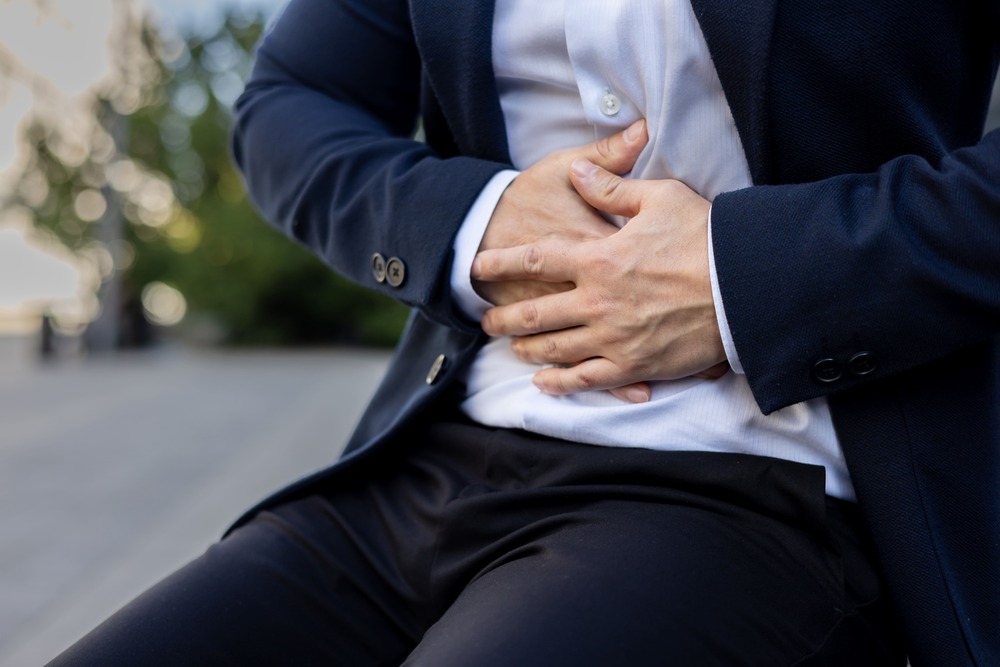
left=4, top=8, right=408, bottom=347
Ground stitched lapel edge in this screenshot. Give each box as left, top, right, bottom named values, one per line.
left=409, top=0, right=510, bottom=162
left=689, top=0, right=778, bottom=185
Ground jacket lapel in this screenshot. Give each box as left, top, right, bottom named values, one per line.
left=410, top=0, right=511, bottom=163
left=688, top=0, right=778, bottom=185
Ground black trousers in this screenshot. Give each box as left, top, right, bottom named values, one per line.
left=50, top=418, right=905, bottom=666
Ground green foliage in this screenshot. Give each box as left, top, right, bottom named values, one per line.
left=9, top=10, right=408, bottom=347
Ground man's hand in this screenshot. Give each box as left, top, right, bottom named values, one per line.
left=472, top=158, right=728, bottom=400
left=473, top=120, right=648, bottom=308
left=473, top=120, right=656, bottom=402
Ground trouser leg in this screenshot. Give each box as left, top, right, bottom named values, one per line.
left=400, top=424, right=905, bottom=666
left=404, top=496, right=900, bottom=667
left=47, top=493, right=427, bottom=667
left=48, top=419, right=905, bottom=666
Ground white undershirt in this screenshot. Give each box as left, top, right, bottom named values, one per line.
left=449, top=0, right=854, bottom=500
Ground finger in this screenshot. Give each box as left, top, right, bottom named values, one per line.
left=608, top=382, right=652, bottom=404
left=510, top=328, right=594, bottom=365
left=569, top=159, right=646, bottom=218
left=532, top=357, right=630, bottom=395
left=576, top=119, right=648, bottom=175
left=472, top=242, right=576, bottom=283
left=472, top=278, right=575, bottom=308
left=481, top=291, right=581, bottom=337
left=694, top=361, right=730, bottom=380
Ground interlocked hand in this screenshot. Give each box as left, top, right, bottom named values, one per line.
left=473, top=158, right=728, bottom=401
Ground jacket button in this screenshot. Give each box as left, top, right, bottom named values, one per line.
left=386, top=257, right=406, bottom=287
left=812, top=358, right=843, bottom=384
left=848, top=351, right=879, bottom=376
left=371, top=253, right=387, bottom=283
left=426, top=354, right=447, bottom=385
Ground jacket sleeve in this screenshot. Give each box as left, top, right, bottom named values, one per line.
left=231, top=0, right=508, bottom=331
left=711, top=128, right=1000, bottom=414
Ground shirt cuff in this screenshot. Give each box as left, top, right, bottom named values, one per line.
left=707, top=205, right=745, bottom=374
left=450, top=169, right=520, bottom=321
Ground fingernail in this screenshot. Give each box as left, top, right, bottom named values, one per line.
left=471, top=256, right=481, bottom=278
left=626, top=387, right=650, bottom=403
left=624, top=119, right=645, bottom=144
left=531, top=376, right=548, bottom=393
left=571, top=158, right=597, bottom=180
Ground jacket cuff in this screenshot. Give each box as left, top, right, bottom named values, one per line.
left=707, top=205, right=745, bottom=374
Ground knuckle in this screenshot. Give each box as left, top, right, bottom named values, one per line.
left=585, top=290, right=615, bottom=318
left=588, top=245, right=616, bottom=272
left=520, top=302, right=540, bottom=329
left=604, top=328, right=627, bottom=348
left=594, top=136, right=614, bottom=162
left=522, top=245, right=544, bottom=276
left=621, top=358, right=647, bottom=378
left=574, top=371, right=595, bottom=390
left=544, top=336, right=559, bottom=357
left=598, top=175, right=622, bottom=200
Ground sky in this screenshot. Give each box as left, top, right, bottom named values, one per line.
left=0, top=0, right=285, bottom=330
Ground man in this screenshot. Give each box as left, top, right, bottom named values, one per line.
left=50, top=0, right=998, bottom=665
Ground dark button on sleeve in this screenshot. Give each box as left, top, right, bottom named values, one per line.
left=385, top=257, right=406, bottom=288
left=372, top=253, right=387, bottom=283
left=847, top=351, right=879, bottom=377
left=812, top=358, right=843, bottom=384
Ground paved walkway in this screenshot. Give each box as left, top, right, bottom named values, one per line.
left=0, top=337, right=390, bottom=666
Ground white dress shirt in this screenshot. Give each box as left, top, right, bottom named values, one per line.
left=449, top=0, right=854, bottom=500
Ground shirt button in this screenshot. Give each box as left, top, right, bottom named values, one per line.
left=371, top=253, right=387, bottom=283
left=600, top=92, right=621, bottom=116
left=385, top=257, right=406, bottom=287
left=426, top=354, right=447, bottom=385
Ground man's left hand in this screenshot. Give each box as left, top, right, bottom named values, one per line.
left=472, top=158, right=728, bottom=398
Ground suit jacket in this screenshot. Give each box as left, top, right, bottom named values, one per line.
left=230, top=1, right=1000, bottom=664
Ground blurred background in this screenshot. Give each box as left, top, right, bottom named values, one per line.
left=0, top=0, right=407, bottom=349
left=0, top=1, right=401, bottom=664
left=0, top=0, right=998, bottom=663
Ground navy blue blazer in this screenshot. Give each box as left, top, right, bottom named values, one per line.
left=231, top=0, right=1000, bottom=664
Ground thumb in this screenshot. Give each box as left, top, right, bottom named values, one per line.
left=608, top=382, right=652, bottom=404
left=576, top=119, right=647, bottom=175
left=694, top=361, right=731, bottom=380
left=570, top=158, right=645, bottom=217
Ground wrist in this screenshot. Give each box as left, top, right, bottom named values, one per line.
left=450, top=170, right=519, bottom=319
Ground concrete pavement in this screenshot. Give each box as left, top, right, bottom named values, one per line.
left=0, top=337, right=390, bottom=666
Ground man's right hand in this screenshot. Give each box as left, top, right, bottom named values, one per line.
left=472, top=119, right=648, bottom=307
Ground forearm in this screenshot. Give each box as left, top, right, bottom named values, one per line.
left=713, top=129, right=1000, bottom=413
left=232, top=0, right=508, bottom=329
